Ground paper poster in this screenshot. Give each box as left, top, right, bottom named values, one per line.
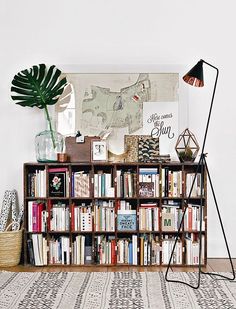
left=143, top=102, right=178, bottom=158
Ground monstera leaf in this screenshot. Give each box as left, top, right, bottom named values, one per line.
left=11, top=64, right=68, bottom=148
left=11, top=64, right=67, bottom=109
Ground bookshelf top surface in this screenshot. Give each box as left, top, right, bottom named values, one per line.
left=24, top=161, right=203, bottom=167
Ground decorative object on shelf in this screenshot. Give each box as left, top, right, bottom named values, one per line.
left=124, top=135, right=139, bottom=162
left=57, top=153, right=68, bottom=163
left=165, top=59, right=235, bottom=289
left=138, top=136, right=159, bottom=163
left=108, top=148, right=129, bottom=163
left=91, top=140, right=108, bottom=162
left=65, top=136, right=100, bottom=162
left=11, top=64, right=70, bottom=162
left=35, top=128, right=64, bottom=162
left=175, top=128, right=199, bottom=162
left=75, top=131, right=85, bottom=143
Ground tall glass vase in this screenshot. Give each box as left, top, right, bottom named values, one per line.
left=35, top=129, right=64, bottom=162
left=35, top=110, right=64, bottom=162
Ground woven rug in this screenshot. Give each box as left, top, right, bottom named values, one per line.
left=0, top=272, right=236, bottom=309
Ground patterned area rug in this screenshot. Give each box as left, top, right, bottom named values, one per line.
left=0, top=271, right=236, bottom=309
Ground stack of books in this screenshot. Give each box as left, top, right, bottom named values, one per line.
left=49, top=236, right=70, bottom=265
left=117, top=235, right=138, bottom=265
left=27, top=169, right=46, bottom=197
left=28, top=201, right=47, bottom=232
left=94, top=171, right=114, bottom=197
left=71, top=203, right=93, bottom=232
left=94, top=235, right=116, bottom=265
left=72, top=171, right=90, bottom=197
left=139, top=168, right=159, bottom=198
left=94, top=200, right=115, bottom=232
left=116, top=170, right=137, bottom=198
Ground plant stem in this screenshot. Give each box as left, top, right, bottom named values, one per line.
left=44, top=105, right=56, bottom=148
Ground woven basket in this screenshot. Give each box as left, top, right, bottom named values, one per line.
left=0, top=223, right=23, bottom=267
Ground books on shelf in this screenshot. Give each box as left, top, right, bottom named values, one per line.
left=184, top=204, right=205, bottom=231
left=94, top=235, right=116, bottom=264
left=49, top=236, right=70, bottom=265
left=28, top=234, right=47, bottom=266
left=117, top=235, right=138, bottom=265
left=27, top=169, right=46, bottom=197
left=24, top=162, right=207, bottom=268
left=71, top=203, right=93, bottom=232
left=185, top=173, right=203, bottom=197
left=94, top=200, right=115, bottom=232
left=48, top=167, right=69, bottom=197
left=72, top=235, right=92, bottom=265
left=28, top=201, right=47, bottom=232
left=72, top=171, right=90, bottom=197
left=139, top=203, right=159, bottom=231
left=185, top=233, right=205, bottom=265
left=162, top=202, right=182, bottom=232
left=116, top=200, right=134, bottom=211
left=116, top=170, right=137, bottom=198
left=117, top=209, right=137, bottom=231
left=94, top=171, right=114, bottom=197
left=139, top=234, right=161, bottom=266
left=49, top=201, right=70, bottom=231
left=161, top=168, right=182, bottom=197
left=162, top=235, right=182, bottom=265
left=139, top=168, right=159, bottom=198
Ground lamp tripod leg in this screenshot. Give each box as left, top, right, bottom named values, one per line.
left=201, top=156, right=235, bottom=281
left=165, top=155, right=205, bottom=289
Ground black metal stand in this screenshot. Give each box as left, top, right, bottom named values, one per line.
left=165, top=60, right=235, bottom=288
left=165, top=153, right=235, bottom=289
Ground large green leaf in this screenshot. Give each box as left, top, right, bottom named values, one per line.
left=11, top=64, right=67, bottom=109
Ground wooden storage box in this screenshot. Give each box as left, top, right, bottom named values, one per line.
left=65, top=136, right=100, bottom=162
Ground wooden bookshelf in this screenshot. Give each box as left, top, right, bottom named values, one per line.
left=23, top=161, right=207, bottom=267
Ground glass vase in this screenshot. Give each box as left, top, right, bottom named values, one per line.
left=35, top=129, right=64, bottom=162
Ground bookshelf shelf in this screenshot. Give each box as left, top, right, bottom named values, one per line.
left=23, top=161, right=207, bottom=267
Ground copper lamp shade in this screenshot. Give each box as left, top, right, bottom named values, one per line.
left=183, top=60, right=204, bottom=87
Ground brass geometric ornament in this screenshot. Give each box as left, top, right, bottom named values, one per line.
left=175, top=128, right=200, bottom=162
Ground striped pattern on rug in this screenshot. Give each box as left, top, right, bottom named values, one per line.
left=0, top=272, right=236, bottom=309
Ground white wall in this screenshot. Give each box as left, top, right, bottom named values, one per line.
left=1, top=0, right=236, bottom=257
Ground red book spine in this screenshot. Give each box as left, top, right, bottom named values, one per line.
left=48, top=168, right=68, bottom=173
left=116, top=200, right=120, bottom=211
left=111, top=239, right=116, bottom=264
left=32, top=201, right=38, bottom=232
left=37, top=203, right=43, bottom=232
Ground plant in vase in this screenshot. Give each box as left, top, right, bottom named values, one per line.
left=11, top=64, right=69, bottom=162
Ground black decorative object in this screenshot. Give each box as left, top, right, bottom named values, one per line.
left=165, top=59, right=235, bottom=289
left=138, top=136, right=159, bottom=163
left=175, top=128, right=199, bottom=162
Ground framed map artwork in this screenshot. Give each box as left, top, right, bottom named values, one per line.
left=55, top=72, right=180, bottom=157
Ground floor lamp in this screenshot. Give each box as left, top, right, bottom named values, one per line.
left=165, top=59, right=236, bottom=289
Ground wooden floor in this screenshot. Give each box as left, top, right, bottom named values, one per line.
left=1, top=259, right=235, bottom=272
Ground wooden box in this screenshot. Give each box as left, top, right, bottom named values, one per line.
left=65, top=136, right=100, bottom=162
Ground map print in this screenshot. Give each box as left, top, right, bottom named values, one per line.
left=81, top=74, right=151, bottom=134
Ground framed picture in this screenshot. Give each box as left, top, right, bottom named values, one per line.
left=91, top=140, right=108, bottom=162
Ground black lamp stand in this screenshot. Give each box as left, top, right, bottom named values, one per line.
left=165, top=60, right=235, bottom=289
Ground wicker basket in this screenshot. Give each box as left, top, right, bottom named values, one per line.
left=0, top=223, right=23, bottom=267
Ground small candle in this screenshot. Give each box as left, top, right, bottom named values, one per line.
left=57, top=153, right=67, bottom=162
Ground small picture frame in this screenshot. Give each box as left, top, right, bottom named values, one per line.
left=91, top=140, right=108, bottom=162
